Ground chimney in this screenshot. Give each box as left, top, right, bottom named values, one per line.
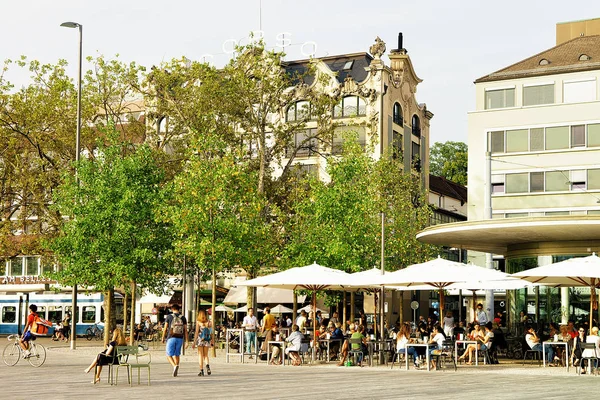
left=397, top=33, right=403, bottom=51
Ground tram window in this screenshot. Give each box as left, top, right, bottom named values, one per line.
left=82, top=306, right=96, bottom=323
left=66, top=306, right=78, bottom=324
left=36, top=306, right=46, bottom=320
left=48, top=306, right=63, bottom=324
left=2, top=306, right=16, bottom=323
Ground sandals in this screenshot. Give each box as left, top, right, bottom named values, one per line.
left=206, top=365, right=211, bottom=376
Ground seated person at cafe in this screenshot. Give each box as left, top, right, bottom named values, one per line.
left=459, top=322, right=492, bottom=365
left=259, top=324, right=282, bottom=364
left=582, top=326, right=600, bottom=371
left=453, top=321, right=466, bottom=339
left=525, top=324, right=555, bottom=364
left=337, top=324, right=356, bottom=366
left=350, top=324, right=368, bottom=367
left=396, top=322, right=419, bottom=368
left=285, top=324, right=303, bottom=366
left=428, top=325, right=446, bottom=370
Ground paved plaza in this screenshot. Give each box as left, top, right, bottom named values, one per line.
left=1, top=337, right=598, bottom=400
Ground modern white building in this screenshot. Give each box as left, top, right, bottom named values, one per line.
left=418, top=19, right=600, bottom=327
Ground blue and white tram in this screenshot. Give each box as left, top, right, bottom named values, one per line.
left=0, top=292, right=112, bottom=336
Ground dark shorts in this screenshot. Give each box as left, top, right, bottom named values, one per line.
left=23, top=331, right=36, bottom=342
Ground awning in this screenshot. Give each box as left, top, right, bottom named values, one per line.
left=224, top=278, right=306, bottom=305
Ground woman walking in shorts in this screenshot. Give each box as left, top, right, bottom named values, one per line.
left=193, top=310, right=213, bottom=376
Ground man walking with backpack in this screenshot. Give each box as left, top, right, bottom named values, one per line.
left=162, top=304, right=188, bottom=377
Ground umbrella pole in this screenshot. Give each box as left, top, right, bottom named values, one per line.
left=313, top=291, right=317, bottom=362
left=439, top=289, right=444, bottom=321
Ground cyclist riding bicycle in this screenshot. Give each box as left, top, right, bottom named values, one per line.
left=19, top=304, right=38, bottom=357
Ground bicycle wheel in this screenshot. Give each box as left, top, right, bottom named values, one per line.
left=95, top=329, right=103, bottom=341
left=27, top=343, right=46, bottom=367
left=86, top=328, right=93, bottom=341
left=2, top=343, right=20, bottom=366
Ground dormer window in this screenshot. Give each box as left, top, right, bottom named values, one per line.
left=579, top=54, right=591, bottom=61
left=343, top=60, right=354, bottom=70
left=539, top=59, right=550, bottom=66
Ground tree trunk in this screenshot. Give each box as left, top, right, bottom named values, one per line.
left=123, top=292, right=128, bottom=328
left=129, top=281, right=136, bottom=345
left=293, top=291, right=298, bottom=323
left=211, top=266, right=217, bottom=357
left=398, top=290, right=404, bottom=325
left=104, top=288, right=114, bottom=346
left=350, top=292, right=355, bottom=325
left=342, top=291, right=347, bottom=332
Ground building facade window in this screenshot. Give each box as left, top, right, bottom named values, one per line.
left=289, top=128, right=318, bottom=157
left=25, top=257, right=39, bottom=276
left=506, top=129, right=529, bottom=152
left=563, top=79, right=596, bottom=103
left=333, top=96, right=366, bottom=118
left=8, top=258, right=22, bottom=277
left=332, top=126, right=366, bottom=155
left=286, top=100, right=312, bottom=122
left=412, top=115, right=421, bottom=137
left=506, top=173, right=529, bottom=194
left=589, top=169, right=600, bottom=190
left=392, top=130, right=402, bottom=159
left=523, top=83, right=554, bottom=106
left=485, top=88, right=515, bottom=109
left=393, top=102, right=403, bottom=126
left=411, top=142, right=421, bottom=171
left=490, top=122, right=600, bottom=154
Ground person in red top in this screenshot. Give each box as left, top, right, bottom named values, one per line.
left=19, top=304, right=38, bottom=355
left=567, top=320, right=578, bottom=339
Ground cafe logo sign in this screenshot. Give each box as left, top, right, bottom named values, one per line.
left=1, top=276, right=55, bottom=285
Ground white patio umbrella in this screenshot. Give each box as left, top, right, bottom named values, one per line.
left=363, top=257, right=512, bottom=314
left=270, top=304, right=294, bottom=314
left=215, top=305, right=234, bottom=313
left=234, top=305, right=263, bottom=313
left=512, top=253, right=600, bottom=329
left=351, top=268, right=387, bottom=337
left=297, top=304, right=323, bottom=314
left=239, top=262, right=355, bottom=357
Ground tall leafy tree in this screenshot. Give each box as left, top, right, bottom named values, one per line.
left=283, top=139, right=435, bottom=272
left=145, top=42, right=339, bottom=306
left=48, top=133, right=175, bottom=340
left=429, top=141, right=468, bottom=185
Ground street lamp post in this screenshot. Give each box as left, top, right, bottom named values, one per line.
left=61, top=21, right=83, bottom=350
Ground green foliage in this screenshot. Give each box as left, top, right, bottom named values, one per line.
left=161, top=137, right=279, bottom=277
left=429, top=141, right=468, bottom=186
left=47, top=133, right=175, bottom=294
left=283, top=137, right=436, bottom=275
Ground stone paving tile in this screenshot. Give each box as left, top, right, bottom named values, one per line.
left=1, top=337, right=598, bottom=400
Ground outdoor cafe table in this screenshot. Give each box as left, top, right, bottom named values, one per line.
left=406, top=343, right=433, bottom=371
left=542, top=341, right=569, bottom=372
left=368, top=339, right=393, bottom=367
left=455, top=340, right=479, bottom=366
left=267, top=340, right=285, bottom=366
left=318, top=338, right=342, bottom=362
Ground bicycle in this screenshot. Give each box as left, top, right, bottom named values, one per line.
left=86, top=323, right=104, bottom=341
left=2, top=334, right=46, bottom=367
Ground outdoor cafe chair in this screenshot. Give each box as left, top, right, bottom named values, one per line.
left=348, top=338, right=364, bottom=366
left=578, top=343, right=599, bottom=375
left=437, top=339, right=457, bottom=371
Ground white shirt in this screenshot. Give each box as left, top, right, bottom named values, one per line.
left=477, top=309, right=488, bottom=324
left=431, top=333, right=445, bottom=349
left=583, top=335, right=600, bottom=358
left=396, top=335, right=409, bottom=350
left=443, top=317, right=454, bottom=330
left=296, top=315, right=306, bottom=331
left=286, top=317, right=292, bottom=327
left=525, top=333, right=538, bottom=349
left=242, top=315, right=258, bottom=330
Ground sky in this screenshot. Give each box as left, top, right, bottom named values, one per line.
left=2, top=0, right=600, bottom=144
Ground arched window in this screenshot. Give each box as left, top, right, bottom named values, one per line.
left=393, top=102, right=403, bottom=126
left=412, top=115, right=421, bottom=137
left=333, top=96, right=367, bottom=118
left=286, top=101, right=312, bottom=122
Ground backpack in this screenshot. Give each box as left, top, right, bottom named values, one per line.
left=31, top=315, right=53, bottom=336
left=170, top=314, right=184, bottom=337
left=200, top=326, right=211, bottom=342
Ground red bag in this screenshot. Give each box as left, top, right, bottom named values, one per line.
left=31, top=316, right=52, bottom=335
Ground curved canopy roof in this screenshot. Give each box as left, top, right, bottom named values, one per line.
left=416, top=216, right=600, bottom=255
